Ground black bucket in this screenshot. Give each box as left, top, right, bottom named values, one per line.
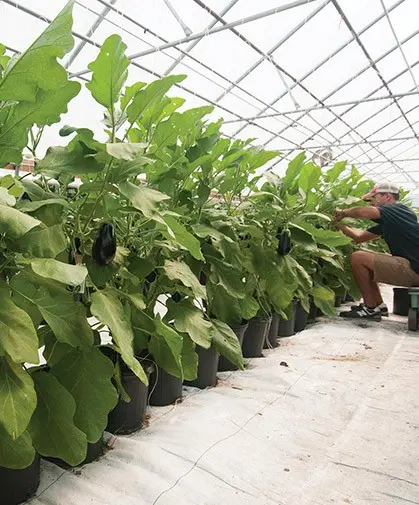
left=294, top=302, right=309, bottom=333
left=393, top=287, right=409, bottom=316
left=307, top=298, right=317, bottom=324
left=149, top=367, right=183, bottom=406
left=265, top=313, right=280, bottom=348
left=242, top=316, right=271, bottom=358
left=106, top=369, right=149, bottom=435
left=185, top=345, right=219, bottom=389
left=278, top=302, right=297, bottom=337
left=45, top=438, right=104, bottom=468
left=218, top=323, right=248, bottom=372
left=1, top=455, right=40, bottom=505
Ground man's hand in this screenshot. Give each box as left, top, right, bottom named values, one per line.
left=333, top=209, right=346, bottom=223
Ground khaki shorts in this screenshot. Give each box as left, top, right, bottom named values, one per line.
left=373, top=253, right=419, bottom=287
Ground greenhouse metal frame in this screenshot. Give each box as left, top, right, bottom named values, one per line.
left=1, top=0, right=419, bottom=195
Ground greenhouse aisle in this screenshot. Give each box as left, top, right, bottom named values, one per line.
left=31, top=297, right=419, bottom=505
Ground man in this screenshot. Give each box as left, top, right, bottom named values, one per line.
left=334, top=182, right=419, bottom=321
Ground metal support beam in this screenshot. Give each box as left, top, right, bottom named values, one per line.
left=223, top=91, right=419, bottom=123
left=163, top=0, right=239, bottom=75
left=330, top=0, right=418, bottom=145
left=66, top=0, right=119, bottom=69
left=122, top=0, right=319, bottom=60
left=231, top=0, right=406, bottom=138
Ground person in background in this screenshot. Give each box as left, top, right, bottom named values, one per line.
left=334, top=182, right=419, bottom=321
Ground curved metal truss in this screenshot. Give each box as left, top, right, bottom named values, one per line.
left=1, top=0, right=419, bottom=198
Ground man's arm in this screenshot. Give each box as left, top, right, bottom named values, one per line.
left=335, top=206, right=381, bottom=221
left=337, top=224, right=380, bottom=244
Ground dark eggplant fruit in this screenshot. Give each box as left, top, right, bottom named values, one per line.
left=277, top=229, right=291, bottom=255
left=92, top=224, right=117, bottom=266
left=171, top=292, right=182, bottom=303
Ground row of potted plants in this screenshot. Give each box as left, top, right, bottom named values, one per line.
left=0, top=2, right=374, bottom=504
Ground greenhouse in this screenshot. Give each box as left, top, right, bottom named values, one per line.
left=0, top=1, right=418, bottom=504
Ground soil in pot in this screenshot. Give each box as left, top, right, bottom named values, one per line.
left=265, top=313, right=280, bottom=348
left=294, top=302, right=309, bottom=333
left=107, top=367, right=150, bottom=435
left=278, top=302, right=297, bottom=338
left=393, top=287, right=409, bottom=316
left=218, top=322, right=248, bottom=372
left=1, top=455, right=40, bottom=505
left=45, top=438, right=104, bottom=468
left=242, top=316, right=271, bottom=358
left=185, top=345, right=219, bottom=389
left=149, top=367, right=183, bottom=406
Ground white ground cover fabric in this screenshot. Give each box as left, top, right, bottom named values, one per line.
left=30, top=293, right=419, bottom=505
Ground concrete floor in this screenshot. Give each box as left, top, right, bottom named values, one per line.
left=31, top=291, right=419, bottom=505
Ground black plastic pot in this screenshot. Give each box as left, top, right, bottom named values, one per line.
left=265, top=313, right=280, bottom=348
left=307, top=298, right=317, bottom=324
left=294, top=302, right=309, bottom=333
left=185, top=345, right=219, bottom=389
left=242, top=316, right=271, bottom=358
left=45, top=438, right=104, bottom=468
left=149, top=367, right=183, bottom=406
left=393, top=287, right=409, bottom=316
left=1, top=455, right=40, bottom=505
left=107, top=368, right=149, bottom=435
left=278, top=302, right=297, bottom=337
left=218, top=323, right=248, bottom=372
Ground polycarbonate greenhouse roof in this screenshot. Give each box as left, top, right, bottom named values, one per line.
left=2, top=0, right=419, bottom=199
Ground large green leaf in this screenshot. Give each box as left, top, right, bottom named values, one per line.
left=166, top=299, right=212, bottom=349
left=29, top=372, right=87, bottom=466
left=36, top=141, right=103, bottom=177
left=281, top=152, right=306, bottom=192
left=210, top=320, right=244, bottom=370
left=86, top=34, right=129, bottom=108
left=210, top=258, right=245, bottom=299
left=29, top=259, right=87, bottom=286
left=0, top=187, right=16, bottom=206
left=153, top=106, right=214, bottom=150
left=207, top=282, right=243, bottom=326
left=311, top=284, right=336, bottom=317
left=0, top=427, right=35, bottom=470
left=181, top=336, right=198, bottom=382
left=0, top=81, right=81, bottom=164
left=163, top=216, right=204, bottom=261
left=299, top=162, right=321, bottom=196
left=90, top=288, right=148, bottom=384
left=0, top=0, right=76, bottom=101
left=0, top=205, right=40, bottom=238
left=0, top=278, right=39, bottom=363
left=0, top=357, right=37, bottom=439
left=325, top=161, right=346, bottom=183
left=107, top=142, right=148, bottom=161
left=119, top=181, right=169, bottom=220
left=296, top=222, right=352, bottom=247
left=163, top=260, right=206, bottom=299
left=10, top=274, right=93, bottom=349
left=149, top=318, right=183, bottom=379
left=266, top=259, right=298, bottom=312
left=126, top=75, right=186, bottom=124
left=51, top=348, right=118, bottom=443
left=16, top=224, right=67, bottom=258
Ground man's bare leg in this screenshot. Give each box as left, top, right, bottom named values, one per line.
left=350, top=251, right=383, bottom=308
